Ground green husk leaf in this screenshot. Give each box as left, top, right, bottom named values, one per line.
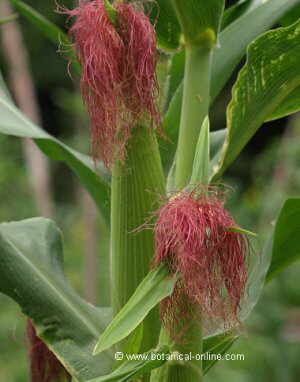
left=94, top=265, right=176, bottom=355
left=88, top=346, right=170, bottom=382
left=190, top=116, right=210, bottom=185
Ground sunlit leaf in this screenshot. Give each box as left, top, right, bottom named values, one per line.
left=212, top=20, right=300, bottom=180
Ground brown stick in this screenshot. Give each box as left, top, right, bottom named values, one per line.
left=0, top=1, right=53, bottom=217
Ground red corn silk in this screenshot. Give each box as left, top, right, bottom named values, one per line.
left=65, top=0, right=159, bottom=167
left=154, top=187, right=249, bottom=341
left=27, top=320, right=71, bottom=382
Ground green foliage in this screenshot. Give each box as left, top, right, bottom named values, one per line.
left=190, top=117, right=210, bottom=185
left=267, top=199, right=300, bottom=281
left=212, top=19, right=300, bottom=180
left=1, top=0, right=300, bottom=381
left=221, top=0, right=251, bottom=30
left=0, top=72, right=110, bottom=222
left=162, top=0, right=299, bottom=170
left=0, top=218, right=113, bottom=381
left=94, top=265, right=176, bottom=355
left=148, top=0, right=181, bottom=51
left=8, top=0, right=80, bottom=72
left=88, top=346, right=170, bottom=382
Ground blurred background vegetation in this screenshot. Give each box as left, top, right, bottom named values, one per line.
left=0, top=0, right=300, bottom=381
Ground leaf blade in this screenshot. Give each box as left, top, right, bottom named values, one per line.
left=266, top=198, right=300, bottom=281
left=88, top=346, right=170, bottom=382
left=0, top=218, right=113, bottom=380
left=0, top=73, right=110, bottom=222
left=190, top=116, right=210, bottom=185
left=94, top=265, right=176, bottom=355
left=212, top=20, right=300, bottom=180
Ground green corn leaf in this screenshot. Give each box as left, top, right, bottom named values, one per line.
left=266, top=86, right=300, bottom=121
left=190, top=117, right=210, bottom=185
left=0, top=73, right=110, bottom=222
left=212, top=0, right=299, bottom=100
left=280, top=3, right=300, bottom=26
left=9, top=0, right=68, bottom=44
left=221, top=0, right=252, bottom=30
left=212, top=20, right=300, bottom=181
left=171, top=0, right=224, bottom=46
left=94, top=265, right=176, bottom=355
left=0, top=218, right=113, bottom=381
left=8, top=0, right=80, bottom=72
left=88, top=346, right=170, bottom=382
left=266, top=199, right=300, bottom=281
left=147, top=0, right=181, bottom=51
left=203, top=334, right=237, bottom=374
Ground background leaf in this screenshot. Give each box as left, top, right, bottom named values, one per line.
left=266, top=199, right=300, bottom=281
left=8, top=0, right=80, bottom=72
left=221, top=0, right=251, bottom=30
left=0, top=218, right=113, bottom=381
left=0, top=73, right=110, bottom=222
left=147, top=0, right=181, bottom=51
left=212, top=20, right=300, bottom=180
left=94, top=265, right=176, bottom=355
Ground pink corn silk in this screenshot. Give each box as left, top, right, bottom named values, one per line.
left=27, top=320, right=71, bottom=382
left=154, top=188, right=248, bottom=341
left=66, top=0, right=159, bottom=167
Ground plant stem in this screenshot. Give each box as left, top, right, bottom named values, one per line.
left=150, top=319, right=203, bottom=382
left=175, top=44, right=212, bottom=189
left=156, top=43, right=213, bottom=382
left=111, top=126, right=165, bottom=354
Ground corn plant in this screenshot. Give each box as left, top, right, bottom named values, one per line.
left=1, top=0, right=300, bottom=381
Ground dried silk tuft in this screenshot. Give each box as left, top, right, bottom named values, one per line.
left=64, top=0, right=159, bottom=167
left=27, top=320, right=71, bottom=382
left=154, top=187, right=249, bottom=342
